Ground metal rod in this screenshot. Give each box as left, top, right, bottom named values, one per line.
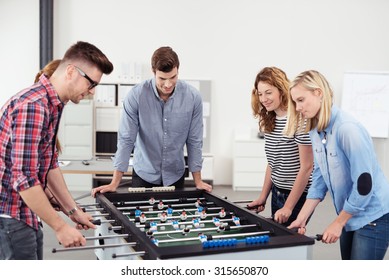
left=118, top=197, right=206, bottom=206
left=212, top=231, right=270, bottom=239
left=309, top=234, right=323, bottom=241
left=112, top=251, right=146, bottom=259
left=116, top=201, right=215, bottom=211
left=137, top=218, right=233, bottom=228
left=157, top=236, right=200, bottom=244
left=84, top=207, right=104, bottom=212
left=85, top=234, right=129, bottom=241
left=101, top=219, right=115, bottom=224
left=232, top=200, right=252, bottom=204
left=73, top=192, right=92, bottom=201
left=129, top=212, right=233, bottom=222
left=52, top=242, right=136, bottom=253
left=91, top=213, right=109, bottom=217
left=129, top=206, right=222, bottom=216
left=108, top=226, right=122, bottom=231
left=152, top=224, right=258, bottom=236
left=156, top=230, right=270, bottom=244
left=77, top=203, right=99, bottom=207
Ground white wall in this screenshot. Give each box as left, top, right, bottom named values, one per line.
left=0, top=0, right=39, bottom=107
left=2, top=0, right=389, bottom=184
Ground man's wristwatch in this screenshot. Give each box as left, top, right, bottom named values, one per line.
left=68, top=206, right=78, bottom=216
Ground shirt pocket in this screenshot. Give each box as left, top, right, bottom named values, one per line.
left=314, top=147, right=326, bottom=168
left=169, top=112, right=190, bottom=134
left=327, top=149, right=341, bottom=169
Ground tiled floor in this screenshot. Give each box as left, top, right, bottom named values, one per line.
left=43, top=185, right=388, bottom=260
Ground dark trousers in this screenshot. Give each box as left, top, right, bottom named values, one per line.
left=271, top=183, right=308, bottom=227
left=131, top=170, right=185, bottom=189
left=0, top=217, right=43, bottom=260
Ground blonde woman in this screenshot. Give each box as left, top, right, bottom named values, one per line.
left=286, top=70, right=389, bottom=260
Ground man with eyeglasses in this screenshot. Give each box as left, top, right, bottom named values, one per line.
left=0, top=41, right=113, bottom=260
left=92, top=46, right=212, bottom=197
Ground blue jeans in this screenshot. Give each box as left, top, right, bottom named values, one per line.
left=271, top=184, right=308, bottom=227
left=0, top=217, right=43, bottom=260
left=339, top=212, right=389, bottom=260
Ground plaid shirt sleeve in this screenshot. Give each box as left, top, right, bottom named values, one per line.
left=11, top=101, right=48, bottom=192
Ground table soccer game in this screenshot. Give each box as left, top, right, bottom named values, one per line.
left=52, top=186, right=315, bottom=260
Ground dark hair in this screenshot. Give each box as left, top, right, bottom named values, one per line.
left=62, top=41, right=114, bottom=74
left=151, top=46, right=180, bottom=73
left=251, top=67, right=289, bottom=133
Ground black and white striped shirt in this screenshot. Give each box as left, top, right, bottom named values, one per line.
left=264, top=116, right=312, bottom=192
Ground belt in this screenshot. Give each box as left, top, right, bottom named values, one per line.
left=0, top=214, right=12, bottom=218
left=275, top=186, right=290, bottom=194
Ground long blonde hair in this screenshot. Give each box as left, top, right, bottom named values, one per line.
left=285, top=70, right=333, bottom=136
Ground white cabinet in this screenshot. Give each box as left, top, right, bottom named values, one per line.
left=94, top=83, right=133, bottom=157
left=58, top=99, right=94, bottom=191
left=58, top=99, right=93, bottom=160
left=233, top=129, right=266, bottom=191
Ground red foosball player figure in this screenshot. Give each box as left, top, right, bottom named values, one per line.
left=219, top=207, right=226, bottom=218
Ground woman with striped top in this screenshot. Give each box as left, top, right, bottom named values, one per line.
left=247, top=67, right=314, bottom=226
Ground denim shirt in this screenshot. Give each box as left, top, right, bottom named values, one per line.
left=308, top=105, right=389, bottom=231
left=113, top=78, right=203, bottom=186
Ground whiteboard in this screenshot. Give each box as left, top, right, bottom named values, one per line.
left=341, top=72, right=389, bottom=138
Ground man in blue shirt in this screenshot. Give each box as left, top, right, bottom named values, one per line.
left=92, top=46, right=212, bottom=194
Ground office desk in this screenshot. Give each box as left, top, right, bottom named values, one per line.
left=60, top=159, right=132, bottom=175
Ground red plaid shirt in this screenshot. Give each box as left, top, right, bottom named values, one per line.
left=0, top=74, right=64, bottom=230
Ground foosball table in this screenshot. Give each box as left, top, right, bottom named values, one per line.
left=80, top=187, right=315, bottom=260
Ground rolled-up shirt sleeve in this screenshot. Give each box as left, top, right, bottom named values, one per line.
left=11, top=103, right=45, bottom=192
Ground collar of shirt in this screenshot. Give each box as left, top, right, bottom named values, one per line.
left=151, top=77, right=176, bottom=102
left=39, top=74, right=64, bottom=109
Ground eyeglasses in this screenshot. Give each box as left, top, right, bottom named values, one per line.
left=72, top=65, right=98, bottom=89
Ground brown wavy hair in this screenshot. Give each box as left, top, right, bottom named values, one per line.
left=151, top=46, right=180, bottom=73
left=251, top=67, right=289, bottom=133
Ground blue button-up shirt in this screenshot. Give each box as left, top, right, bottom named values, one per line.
left=113, top=78, right=203, bottom=186
left=308, top=105, right=389, bottom=231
